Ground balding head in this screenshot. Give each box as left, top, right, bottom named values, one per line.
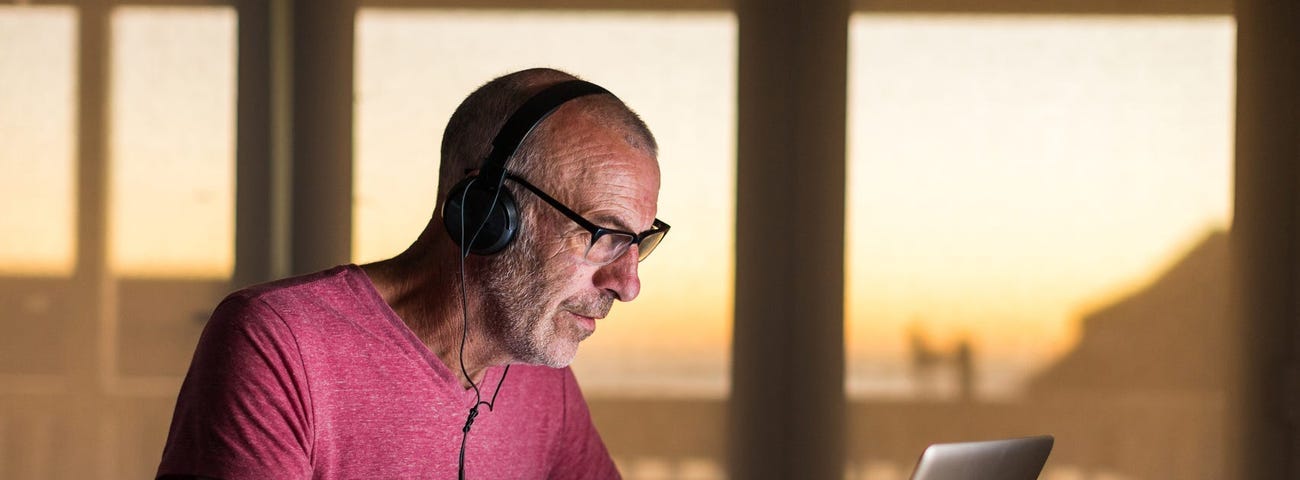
left=435, top=68, right=657, bottom=216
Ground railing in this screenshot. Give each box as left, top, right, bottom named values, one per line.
left=0, top=276, right=1226, bottom=479
left=591, top=393, right=1225, bottom=480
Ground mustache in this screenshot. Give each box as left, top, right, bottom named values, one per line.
left=562, top=293, right=615, bottom=319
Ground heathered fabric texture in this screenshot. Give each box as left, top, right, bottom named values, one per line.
left=158, top=265, right=619, bottom=479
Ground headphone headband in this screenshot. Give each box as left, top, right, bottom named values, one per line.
left=478, top=80, right=611, bottom=192
left=443, top=79, right=614, bottom=256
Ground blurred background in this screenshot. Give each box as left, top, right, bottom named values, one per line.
left=1, top=0, right=1296, bottom=478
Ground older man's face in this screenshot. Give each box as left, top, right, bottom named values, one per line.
left=479, top=108, right=660, bottom=368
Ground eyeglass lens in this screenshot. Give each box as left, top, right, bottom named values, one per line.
left=584, top=230, right=666, bottom=264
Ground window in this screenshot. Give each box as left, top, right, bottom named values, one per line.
left=110, top=6, right=237, bottom=279
left=109, top=6, right=237, bottom=383
left=1, top=5, right=238, bottom=478
left=845, top=14, right=1235, bottom=478
left=0, top=5, right=77, bottom=381
left=0, top=6, right=77, bottom=277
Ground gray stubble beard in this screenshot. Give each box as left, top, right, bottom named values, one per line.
left=476, top=226, right=570, bottom=367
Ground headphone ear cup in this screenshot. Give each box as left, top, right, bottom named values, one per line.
left=443, top=176, right=521, bottom=256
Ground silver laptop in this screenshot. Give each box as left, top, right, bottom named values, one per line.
left=909, top=435, right=1054, bottom=480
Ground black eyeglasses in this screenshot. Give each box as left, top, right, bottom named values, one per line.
left=505, top=173, right=669, bottom=266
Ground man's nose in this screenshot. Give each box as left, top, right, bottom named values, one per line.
left=593, top=246, right=641, bottom=302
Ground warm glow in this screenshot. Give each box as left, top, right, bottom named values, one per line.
left=0, top=7, right=77, bottom=276
left=0, top=5, right=1249, bottom=479
left=108, top=7, right=236, bottom=278
left=354, top=10, right=737, bottom=396
left=846, top=14, right=1235, bottom=397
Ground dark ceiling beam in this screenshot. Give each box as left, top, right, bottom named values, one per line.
left=358, top=0, right=729, bottom=11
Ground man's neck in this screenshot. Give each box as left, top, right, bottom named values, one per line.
left=360, top=239, right=507, bottom=389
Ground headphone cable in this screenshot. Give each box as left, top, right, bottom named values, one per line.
left=456, top=179, right=512, bottom=480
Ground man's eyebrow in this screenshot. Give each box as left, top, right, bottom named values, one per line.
left=591, top=213, right=636, bottom=232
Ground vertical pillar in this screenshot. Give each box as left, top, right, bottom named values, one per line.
left=730, top=1, right=849, bottom=478
left=291, top=0, right=355, bottom=274
left=234, top=0, right=273, bottom=287
left=73, top=0, right=109, bottom=386
left=1229, top=0, right=1300, bottom=477
left=72, top=1, right=110, bottom=476
left=235, top=0, right=294, bottom=288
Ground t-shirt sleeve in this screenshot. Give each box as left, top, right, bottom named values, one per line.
left=549, top=368, right=621, bottom=480
left=157, top=294, right=314, bottom=480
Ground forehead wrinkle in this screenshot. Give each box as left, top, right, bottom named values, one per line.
left=541, top=167, right=651, bottom=231
left=568, top=150, right=657, bottom=202
left=528, top=107, right=660, bottom=231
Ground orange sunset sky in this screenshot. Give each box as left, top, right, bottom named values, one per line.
left=0, top=7, right=1234, bottom=398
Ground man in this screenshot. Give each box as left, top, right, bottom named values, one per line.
left=157, top=68, right=667, bottom=479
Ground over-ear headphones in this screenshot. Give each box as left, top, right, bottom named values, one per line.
left=442, top=80, right=611, bottom=255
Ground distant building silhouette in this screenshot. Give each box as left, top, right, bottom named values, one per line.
left=1028, top=230, right=1229, bottom=397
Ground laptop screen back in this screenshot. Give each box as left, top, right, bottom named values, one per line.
left=909, top=435, right=1054, bottom=480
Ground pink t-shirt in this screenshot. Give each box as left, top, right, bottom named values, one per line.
left=157, top=265, right=619, bottom=479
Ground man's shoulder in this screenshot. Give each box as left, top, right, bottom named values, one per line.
left=235, top=264, right=359, bottom=301
left=208, top=264, right=377, bottom=330
left=222, top=265, right=372, bottom=311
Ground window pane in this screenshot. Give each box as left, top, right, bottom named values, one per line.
left=355, top=10, right=735, bottom=477
left=846, top=15, right=1234, bottom=479
left=110, top=7, right=236, bottom=382
left=110, top=6, right=236, bottom=278
left=0, top=6, right=77, bottom=276
left=0, top=5, right=76, bottom=383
